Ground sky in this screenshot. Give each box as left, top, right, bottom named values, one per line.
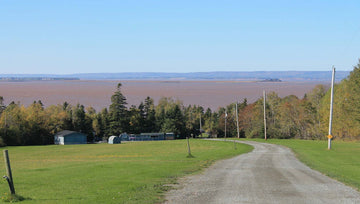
left=1, top=0, right=359, bottom=74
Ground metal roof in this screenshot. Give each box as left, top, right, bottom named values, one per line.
left=55, top=130, right=85, bottom=137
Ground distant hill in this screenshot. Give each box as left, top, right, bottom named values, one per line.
left=0, top=77, right=79, bottom=81
left=0, top=71, right=350, bottom=82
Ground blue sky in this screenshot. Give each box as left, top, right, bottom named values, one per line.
left=1, top=0, right=359, bottom=74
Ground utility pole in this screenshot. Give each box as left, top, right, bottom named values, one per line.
left=199, top=114, right=202, bottom=131
left=263, top=90, right=267, bottom=140
left=236, top=102, right=240, bottom=138
left=4, top=113, right=6, bottom=139
left=328, top=67, right=335, bottom=150
left=224, top=110, right=227, bottom=140
left=199, top=114, right=202, bottom=137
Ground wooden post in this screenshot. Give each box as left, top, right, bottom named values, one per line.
left=3, top=150, right=15, bottom=194
left=186, top=137, right=191, bottom=156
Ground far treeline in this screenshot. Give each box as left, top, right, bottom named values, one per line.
left=1, top=61, right=360, bottom=146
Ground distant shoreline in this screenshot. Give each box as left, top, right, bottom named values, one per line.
left=0, top=77, right=79, bottom=82
left=0, top=71, right=349, bottom=82
left=0, top=79, right=329, bottom=84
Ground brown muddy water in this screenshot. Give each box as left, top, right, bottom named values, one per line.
left=0, top=80, right=328, bottom=111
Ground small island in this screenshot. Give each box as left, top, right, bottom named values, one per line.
left=259, top=78, right=282, bottom=82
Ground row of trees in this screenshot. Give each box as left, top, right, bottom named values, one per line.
left=1, top=60, right=360, bottom=146
left=226, top=59, right=360, bottom=140
left=0, top=83, right=223, bottom=146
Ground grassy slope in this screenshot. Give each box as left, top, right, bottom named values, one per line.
left=248, top=139, right=360, bottom=191
left=0, top=140, right=252, bottom=203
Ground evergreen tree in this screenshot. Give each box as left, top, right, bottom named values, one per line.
left=109, top=83, right=128, bottom=135
left=61, top=102, right=73, bottom=130
left=143, top=97, right=156, bottom=132
left=161, top=104, right=186, bottom=138
left=92, top=114, right=102, bottom=140
left=72, top=104, right=86, bottom=132
left=72, top=104, right=93, bottom=142
left=128, top=105, right=142, bottom=134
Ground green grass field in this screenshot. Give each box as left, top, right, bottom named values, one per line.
left=0, top=140, right=252, bottom=203
left=247, top=139, right=360, bottom=191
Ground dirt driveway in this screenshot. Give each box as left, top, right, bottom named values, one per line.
left=164, top=141, right=360, bottom=204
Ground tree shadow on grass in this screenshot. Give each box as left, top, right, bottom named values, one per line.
left=186, top=154, right=195, bottom=158
left=1, top=193, right=31, bottom=202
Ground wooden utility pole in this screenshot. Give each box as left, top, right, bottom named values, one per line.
left=224, top=110, right=227, bottom=140
left=263, top=91, right=267, bottom=140
left=199, top=114, right=202, bottom=137
left=328, top=67, right=335, bottom=150
left=236, top=102, right=240, bottom=138
left=4, top=113, right=7, bottom=139
left=199, top=114, right=202, bottom=131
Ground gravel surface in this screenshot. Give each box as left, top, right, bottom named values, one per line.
left=164, top=140, right=360, bottom=204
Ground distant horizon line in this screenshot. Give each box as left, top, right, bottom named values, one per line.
left=0, top=70, right=352, bottom=75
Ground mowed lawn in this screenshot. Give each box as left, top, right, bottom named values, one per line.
left=249, top=139, right=360, bottom=191
left=0, top=139, right=252, bottom=203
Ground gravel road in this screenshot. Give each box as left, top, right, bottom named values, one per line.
left=164, top=140, right=360, bottom=204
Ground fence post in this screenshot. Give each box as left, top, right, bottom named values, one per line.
left=186, top=137, right=191, bottom=156
left=3, top=150, right=15, bottom=194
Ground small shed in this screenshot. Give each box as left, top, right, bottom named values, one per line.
left=54, top=130, right=87, bottom=145
left=108, top=136, right=121, bottom=144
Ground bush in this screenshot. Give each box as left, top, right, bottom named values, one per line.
left=0, top=136, right=6, bottom=147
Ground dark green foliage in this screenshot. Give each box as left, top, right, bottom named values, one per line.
left=71, top=104, right=93, bottom=142
left=128, top=105, right=143, bottom=134
left=156, top=100, right=186, bottom=138
left=109, top=83, right=128, bottom=135
left=61, top=102, right=73, bottom=130
left=100, top=108, right=110, bottom=137
left=72, top=104, right=86, bottom=132
left=162, top=104, right=186, bottom=137
left=143, top=97, right=157, bottom=133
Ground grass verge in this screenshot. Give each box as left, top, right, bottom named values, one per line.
left=0, top=139, right=252, bottom=203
